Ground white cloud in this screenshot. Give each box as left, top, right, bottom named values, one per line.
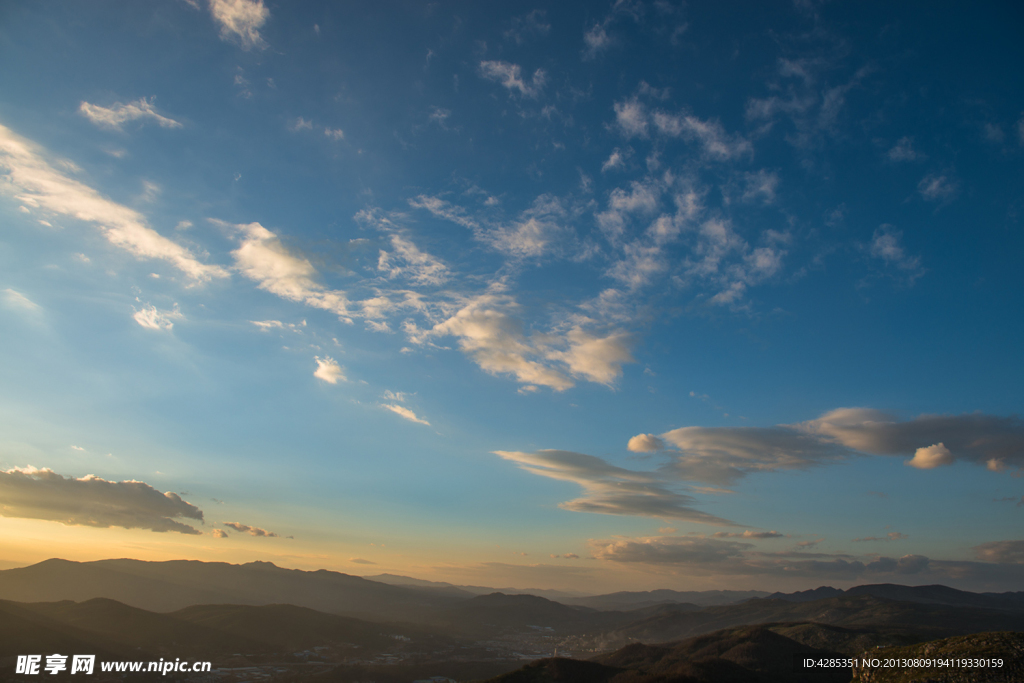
left=869, top=225, right=923, bottom=279
left=583, top=23, right=612, bottom=60
left=596, top=179, right=661, bottom=242
left=222, top=220, right=353, bottom=320
left=741, top=170, right=779, bottom=204
left=410, top=193, right=566, bottom=260
left=428, top=107, right=451, bottom=127
left=324, top=127, right=344, bottom=140
left=78, top=98, right=183, bottom=131
left=382, top=390, right=407, bottom=402
left=290, top=117, right=313, bottom=131
left=546, top=327, right=633, bottom=385
left=429, top=294, right=574, bottom=391
left=918, top=173, right=959, bottom=202
left=906, top=442, right=954, bottom=469
left=208, top=0, right=269, bottom=50
left=652, top=111, right=753, bottom=160
left=627, top=434, right=665, bottom=452
left=887, top=136, right=922, bottom=162
left=607, top=241, right=666, bottom=289
left=133, top=304, right=183, bottom=331
left=381, top=403, right=430, bottom=426
left=313, top=356, right=345, bottom=384
left=0, top=466, right=203, bottom=534
left=492, top=450, right=735, bottom=525
left=251, top=319, right=280, bottom=330
left=601, top=148, right=629, bottom=172
left=211, top=528, right=228, bottom=538
left=614, top=98, right=648, bottom=138
left=478, top=61, right=546, bottom=98
left=0, top=124, right=228, bottom=282
left=408, top=195, right=478, bottom=229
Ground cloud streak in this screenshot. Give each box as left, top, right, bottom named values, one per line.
left=588, top=533, right=1024, bottom=587
left=635, top=408, right=1024, bottom=485
left=0, top=124, right=228, bottom=282
left=381, top=403, right=430, bottom=426
left=0, top=466, right=204, bottom=534
left=223, top=521, right=278, bottom=537
left=492, top=450, right=736, bottom=525
left=79, top=98, right=182, bottom=130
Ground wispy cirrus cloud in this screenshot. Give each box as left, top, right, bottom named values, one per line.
left=0, top=466, right=204, bottom=534
left=2, top=288, right=41, bottom=312
left=79, top=97, right=182, bottom=131
left=0, top=124, right=228, bottom=282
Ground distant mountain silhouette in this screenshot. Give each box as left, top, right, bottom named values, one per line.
left=764, top=586, right=845, bottom=602
left=434, top=592, right=622, bottom=637
left=764, top=583, right=1024, bottom=611
left=0, top=558, right=460, bottom=621
left=367, top=573, right=583, bottom=600
left=563, top=588, right=771, bottom=610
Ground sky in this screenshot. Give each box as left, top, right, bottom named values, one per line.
left=1, top=0, right=1023, bottom=594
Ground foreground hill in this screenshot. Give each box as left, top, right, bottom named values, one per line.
left=486, top=628, right=1024, bottom=683
left=0, top=599, right=144, bottom=661
left=3, top=598, right=264, bottom=658
left=578, top=594, right=1024, bottom=650
left=0, top=597, right=424, bottom=661
left=851, top=631, right=1024, bottom=682
left=486, top=625, right=851, bottom=683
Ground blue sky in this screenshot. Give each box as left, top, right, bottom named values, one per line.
left=1, top=0, right=1023, bottom=593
